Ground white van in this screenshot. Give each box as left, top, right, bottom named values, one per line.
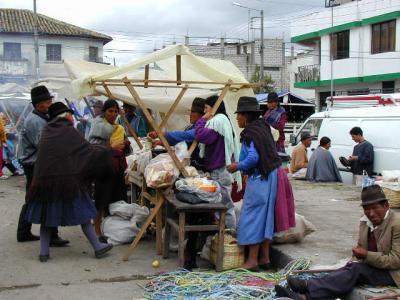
left=287, top=106, right=400, bottom=175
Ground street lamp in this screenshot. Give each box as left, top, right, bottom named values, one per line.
left=233, top=2, right=264, bottom=82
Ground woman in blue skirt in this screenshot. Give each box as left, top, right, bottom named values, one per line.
left=227, top=96, right=281, bottom=271
left=25, top=102, right=114, bottom=262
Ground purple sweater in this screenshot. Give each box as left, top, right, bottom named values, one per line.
left=195, top=117, right=226, bottom=171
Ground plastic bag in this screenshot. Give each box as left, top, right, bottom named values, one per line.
left=144, top=153, right=180, bottom=188
left=272, top=213, right=316, bottom=244
left=175, top=141, right=189, bottom=162
left=136, top=150, right=153, bottom=174
left=175, top=178, right=222, bottom=203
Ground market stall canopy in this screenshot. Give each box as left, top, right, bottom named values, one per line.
left=256, top=91, right=315, bottom=107
left=63, top=44, right=254, bottom=131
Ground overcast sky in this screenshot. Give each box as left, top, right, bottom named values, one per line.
left=1, top=0, right=325, bottom=64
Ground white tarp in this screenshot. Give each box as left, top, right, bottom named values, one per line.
left=63, top=44, right=254, bottom=132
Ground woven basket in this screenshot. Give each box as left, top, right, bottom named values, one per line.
left=210, top=232, right=244, bottom=271
left=382, top=187, right=400, bottom=208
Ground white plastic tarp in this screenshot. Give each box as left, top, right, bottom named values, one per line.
left=64, top=44, right=254, bottom=131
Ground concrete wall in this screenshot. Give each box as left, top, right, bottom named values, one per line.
left=0, top=33, right=105, bottom=80
left=188, top=38, right=287, bottom=91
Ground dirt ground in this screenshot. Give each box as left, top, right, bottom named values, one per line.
left=0, top=175, right=363, bottom=299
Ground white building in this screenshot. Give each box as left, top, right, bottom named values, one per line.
left=290, top=0, right=400, bottom=110
left=0, top=9, right=112, bottom=84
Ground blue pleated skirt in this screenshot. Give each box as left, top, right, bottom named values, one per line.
left=237, top=168, right=278, bottom=245
left=25, top=193, right=97, bottom=227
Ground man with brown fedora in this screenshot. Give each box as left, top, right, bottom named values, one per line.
left=17, top=86, right=69, bottom=246
left=275, top=185, right=400, bottom=300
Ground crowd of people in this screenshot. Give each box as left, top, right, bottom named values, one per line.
left=5, top=84, right=399, bottom=299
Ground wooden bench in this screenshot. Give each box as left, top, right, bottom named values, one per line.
left=163, top=196, right=227, bottom=271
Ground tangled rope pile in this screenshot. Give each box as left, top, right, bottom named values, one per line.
left=143, top=257, right=311, bottom=299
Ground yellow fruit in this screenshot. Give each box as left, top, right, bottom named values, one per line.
left=152, top=260, right=160, bottom=268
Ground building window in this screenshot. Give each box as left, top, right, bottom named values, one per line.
left=89, top=46, right=99, bottom=62
left=371, top=20, right=396, bottom=54
left=330, top=30, right=349, bottom=60
left=264, top=66, right=280, bottom=71
left=3, top=42, right=21, bottom=60
left=382, top=81, right=395, bottom=93
left=46, top=44, right=61, bottom=61
left=236, top=45, right=241, bottom=55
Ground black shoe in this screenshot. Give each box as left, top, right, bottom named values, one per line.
left=98, top=235, right=108, bottom=243
left=288, top=276, right=308, bottom=294
left=39, top=254, right=50, bottom=262
left=183, top=261, right=198, bottom=271
left=274, top=285, right=302, bottom=300
left=95, top=244, right=113, bottom=258
left=17, top=233, right=40, bottom=242
left=50, top=236, right=70, bottom=247
left=259, top=262, right=273, bottom=271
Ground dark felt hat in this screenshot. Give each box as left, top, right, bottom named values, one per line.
left=191, top=97, right=205, bottom=114
left=48, top=102, right=73, bottom=120
left=31, top=85, right=54, bottom=105
left=300, top=131, right=312, bottom=141
left=267, top=92, right=279, bottom=102
left=361, top=185, right=388, bottom=206
left=235, top=96, right=261, bottom=113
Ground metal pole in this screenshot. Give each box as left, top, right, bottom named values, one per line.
left=33, top=0, right=40, bottom=80
left=330, top=1, right=334, bottom=102
left=260, top=9, right=264, bottom=83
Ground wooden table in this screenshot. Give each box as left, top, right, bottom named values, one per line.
left=123, top=176, right=171, bottom=261
left=163, top=196, right=227, bottom=271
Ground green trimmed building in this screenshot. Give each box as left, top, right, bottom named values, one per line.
left=290, top=0, right=400, bottom=110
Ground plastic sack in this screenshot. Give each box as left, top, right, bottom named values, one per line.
left=136, top=150, right=153, bottom=174
left=273, top=213, right=316, bottom=244
left=175, top=141, right=189, bottom=162
left=382, top=170, right=400, bottom=183
left=109, top=200, right=134, bottom=220
left=144, top=153, right=180, bottom=188
left=175, top=178, right=222, bottom=204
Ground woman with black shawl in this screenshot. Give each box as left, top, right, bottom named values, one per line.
left=227, top=96, right=281, bottom=271
left=25, top=102, right=114, bottom=262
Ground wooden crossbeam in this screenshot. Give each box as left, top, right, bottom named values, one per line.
left=95, top=78, right=257, bottom=86
left=102, top=83, right=143, bottom=149
left=187, top=80, right=232, bottom=157
left=123, top=79, right=189, bottom=177
left=159, top=85, right=188, bottom=130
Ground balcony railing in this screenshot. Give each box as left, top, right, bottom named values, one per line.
left=296, top=64, right=320, bottom=83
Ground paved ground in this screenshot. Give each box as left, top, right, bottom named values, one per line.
left=0, top=175, right=364, bottom=299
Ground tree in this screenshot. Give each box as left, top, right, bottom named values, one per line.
left=250, top=65, right=275, bottom=94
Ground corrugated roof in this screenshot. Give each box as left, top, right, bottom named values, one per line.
left=0, top=9, right=112, bottom=44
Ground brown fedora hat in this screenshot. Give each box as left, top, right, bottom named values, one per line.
left=361, top=185, right=388, bottom=206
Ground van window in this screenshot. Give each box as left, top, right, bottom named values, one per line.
left=298, top=119, right=323, bottom=140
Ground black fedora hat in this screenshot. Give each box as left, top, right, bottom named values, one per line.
left=361, top=185, right=388, bottom=206
left=235, top=96, right=261, bottom=113
left=31, top=85, right=54, bottom=105
left=190, top=97, right=206, bottom=114
left=267, top=92, right=279, bottom=102
left=48, top=102, right=73, bottom=120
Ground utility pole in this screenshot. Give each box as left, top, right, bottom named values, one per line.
left=260, top=9, right=264, bottom=82
left=33, top=0, right=40, bottom=79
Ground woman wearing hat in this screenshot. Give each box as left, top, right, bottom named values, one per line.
left=263, top=92, right=287, bottom=153
left=25, top=102, right=114, bottom=262
left=87, top=99, right=130, bottom=239
left=227, top=96, right=293, bottom=271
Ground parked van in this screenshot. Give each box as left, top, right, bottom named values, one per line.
left=287, top=106, right=400, bottom=175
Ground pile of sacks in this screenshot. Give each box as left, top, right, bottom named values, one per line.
left=101, top=201, right=149, bottom=245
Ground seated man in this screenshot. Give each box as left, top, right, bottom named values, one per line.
left=150, top=97, right=205, bottom=170
left=290, top=132, right=312, bottom=175
left=275, top=185, right=400, bottom=300
left=306, top=136, right=342, bottom=183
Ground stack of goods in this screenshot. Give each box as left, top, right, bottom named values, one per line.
left=376, top=171, right=400, bottom=208
left=175, top=178, right=221, bottom=204
left=143, top=258, right=311, bottom=299
left=144, top=153, right=180, bottom=188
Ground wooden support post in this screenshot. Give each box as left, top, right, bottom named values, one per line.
left=187, top=80, right=232, bottom=156
left=102, top=83, right=143, bottom=149
left=144, top=64, right=149, bottom=88
left=159, top=85, right=188, bottom=130
left=156, top=189, right=163, bottom=255
left=178, top=211, right=186, bottom=267
left=176, top=55, right=181, bottom=86
left=124, top=80, right=189, bottom=177
left=120, top=114, right=143, bottom=149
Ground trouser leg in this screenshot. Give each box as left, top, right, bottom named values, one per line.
left=308, top=262, right=395, bottom=300
left=17, top=164, right=34, bottom=238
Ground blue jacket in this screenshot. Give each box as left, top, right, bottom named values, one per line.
left=165, top=125, right=195, bottom=146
